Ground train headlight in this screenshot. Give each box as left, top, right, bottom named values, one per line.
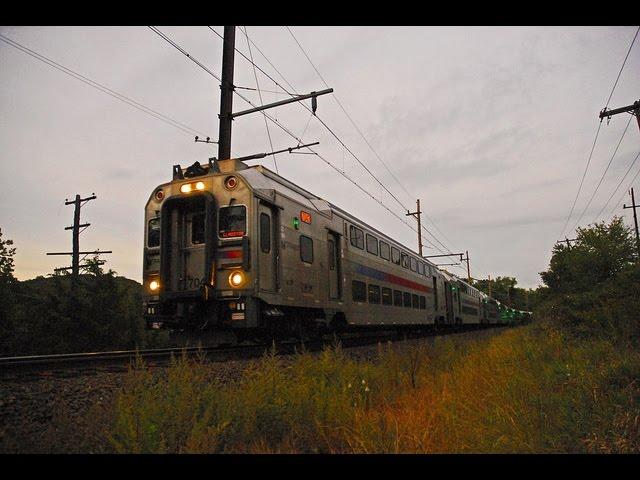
left=228, top=270, right=245, bottom=288
left=195, top=181, right=205, bottom=190
left=180, top=183, right=193, bottom=194
left=149, top=279, right=160, bottom=291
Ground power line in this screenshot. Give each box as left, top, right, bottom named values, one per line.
left=560, top=26, right=640, bottom=238
left=607, top=151, right=640, bottom=221
left=570, top=114, right=633, bottom=230
left=559, top=121, right=603, bottom=238
left=0, top=33, right=207, bottom=137
left=604, top=26, right=640, bottom=110
left=592, top=149, right=640, bottom=222
left=148, top=26, right=221, bottom=82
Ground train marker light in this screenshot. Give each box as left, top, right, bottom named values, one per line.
left=149, top=279, right=160, bottom=291
left=293, top=217, right=300, bottom=229
left=300, top=211, right=312, bottom=224
left=228, top=270, right=245, bottom=288
left=224, top=176, right=238, bottom=190
left=195, top=181, right=205, bottom=191
left=155, top=189, right=164, bottom=201
left=180, top=183, right=193, bottom=194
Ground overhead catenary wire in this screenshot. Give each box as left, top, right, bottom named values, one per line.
left=158, top=27, right=469, bottom=274
left=242, top=26, right=279, bottom=174
left=232, top=26, right=468, bottom=272
left=150, top=27, right=430, bottom=245
left=207, top=26, right=297, bottom=97
left=0, top=32, right=207, bottom=138
left=249, top=27, right=462, bottom=258
left=283, top=26, right=464, bottom=260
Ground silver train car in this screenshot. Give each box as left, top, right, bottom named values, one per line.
left=142, top=157, right=507, bottom=335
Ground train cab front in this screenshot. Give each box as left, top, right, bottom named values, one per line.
left=142, top=160, right=255, bottom=331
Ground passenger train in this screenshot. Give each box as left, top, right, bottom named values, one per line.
left=142, top=156, right=528, bottom=338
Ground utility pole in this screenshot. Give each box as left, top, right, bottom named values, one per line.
left=488, top=274, right=492, bottom=298
left=556, top=237, right=577, bottom=249
left=47, top=193, right=111, bottom=276
left=68, top=194, right=91, bottom=275
left=599, top=99, right=640, bottom=133
left=406, top=199, right=423, bottom=256
left=217, top=26, right=236, bottom=161
left=463, top=250, right=471, bottom=283
left=623, top=187, right=640, bottom=257
left=212, top=26, right=332, bottom=167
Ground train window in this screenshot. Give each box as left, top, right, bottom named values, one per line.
left=391, top=247, right=401, bottom=265
left=425, top=263, right=431, bottom=276
left=393, top=290, right=403, bottom=306
left=412, top=294, right=419, bottom=309
left=259, top=213, right=270, bottom=253
left=418, top=262, right=424, bottom=275
left=420, top=296, right=426, bottom=309
left=401, top=253, right=410, bottom=269
left=219, top=205, right=246, bottom=238
left=382, top=287, right=393, bottom=305
left=366, top=234, right=379, bottom=256
left=350, top=225, right=364, bottom=250
left=352, top=280, right=367, bottom=302
left=368, top=284, right=381, bottom=304
left=379, top=241, right=390, bottom=261
left=191, top=213, right=205, bottom=245
left=300, top=235, right=313, bottom=263
left=410, top=257, right=418, bottom=272
left=328, top=239, right=335, bottom=270
left=403, top=292, right=412, bottom=308
left=148, top=217, right=160, bottom=248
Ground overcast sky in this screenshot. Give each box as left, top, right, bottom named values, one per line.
left=1, top=26, right=639, bottom=288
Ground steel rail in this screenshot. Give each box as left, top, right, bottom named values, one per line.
left=0, top=324, right=511, bottom=379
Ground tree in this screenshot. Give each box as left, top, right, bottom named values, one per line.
left=540, top=217, right=636, bottom=294
left=537, top=217, right=639, bottom=341
left=0, top=228, right=16, bottom=283
left=0, top=228, right=17, bottom=352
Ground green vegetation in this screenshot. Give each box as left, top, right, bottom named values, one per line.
left=104, top=326, right=639, bottom=453
left=0, top=229, right=166, bottom=356
left=473, top=276, right=540, bottom=312
left=103, top=217, right=639, bottom=453
left=537, top=216, right=639, bottom=344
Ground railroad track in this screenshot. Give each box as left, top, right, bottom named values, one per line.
left=0, top=324, right=507, bottom=380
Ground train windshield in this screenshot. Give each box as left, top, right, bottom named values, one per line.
left=219, top=205, right=246, bottom=238
left=148, top=217, right=160, bottom=247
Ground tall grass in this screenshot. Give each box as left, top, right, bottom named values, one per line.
left=105, top=326, right=640, bottom=453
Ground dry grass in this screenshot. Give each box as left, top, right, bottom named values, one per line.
left=104, top=325, right=640, bottom=453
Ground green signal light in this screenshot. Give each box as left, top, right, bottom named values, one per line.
left=293, top=217, right=300, bottom=229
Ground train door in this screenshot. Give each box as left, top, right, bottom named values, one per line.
left=161, top=194, right=215, bottom=294
left=327, top=231, right=341, bottom=300
left=432, top=276, right=438, bottom=313
left=444, top=282, right=454, bottom=323
left=258, top=203, right=278, bottom=292
left=182, top=210, right=206, bottom=289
